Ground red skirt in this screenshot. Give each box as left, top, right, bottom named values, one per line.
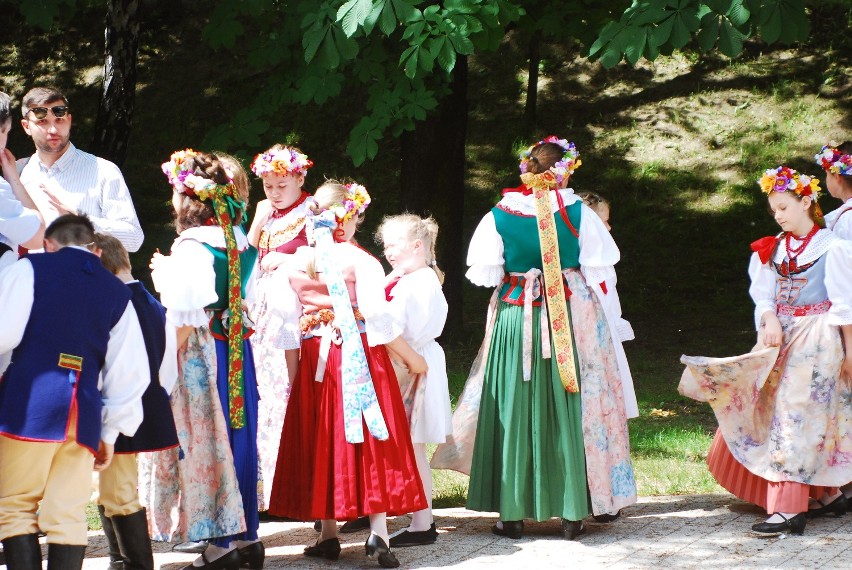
left=268, top=334, right=427, bottom=521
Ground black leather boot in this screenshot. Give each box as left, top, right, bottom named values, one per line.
left=111, top=508, right=154, bottom=570
left=1, top=533, right=42, bottom=570
left=98, top=504, right=125, bottom=569
left=46, top=543, right=86, bottom=570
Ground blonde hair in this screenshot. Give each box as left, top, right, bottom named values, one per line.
left=94, top=233, right=131, bottom=274
left=215, top=151, right=251, bottom=206
left=375, top=213, right=444, bottom=284
left=305, top=181, right=352, bottom=280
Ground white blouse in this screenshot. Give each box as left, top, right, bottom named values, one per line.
left=152, top=226, right=255, bottom=328
left=825, top=198, right=852, bottom=241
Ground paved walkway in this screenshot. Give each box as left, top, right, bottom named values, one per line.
left=57, top=494, right=852, bottom=568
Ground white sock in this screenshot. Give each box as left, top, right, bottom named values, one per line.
left=369, top=513, right=389, bottom=545
left=765, top=512, right=799, bottom=523
left=408, top=443, right=433, bottom=532
left=318, top=519, right=338, bottom=543
left=193, top=544, right=233, bottom=566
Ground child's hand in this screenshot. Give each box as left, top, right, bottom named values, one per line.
left=94, top=441, right=114, bottom=471
left=405, top=353, right=428, bottom=375
left=762, top=313, right=783, bottom=347
left=149, top=251, right=165, bottom=271
left=255, top=199, right=274, bottom=224
left=840, top=356, right=852, bottom=383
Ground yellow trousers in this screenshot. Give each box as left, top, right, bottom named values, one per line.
left=96, top=453, right=142, bottom=517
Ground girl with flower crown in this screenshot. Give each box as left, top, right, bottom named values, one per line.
left=245, top=144, right=313, bottom=514
left=680, top=165, right=852, bottom=536
left=816, top=142, right=852, bottom=240
left=146, top=150, right=263, bottom=570
left=266, top=181, right=428, bottom=568
left=433, top=137, right=636, bottom=541
left=816, top=143, right=852, bottom=504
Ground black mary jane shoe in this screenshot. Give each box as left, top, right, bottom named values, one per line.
left=182, top=549, right=242, bottom=570
left=592, top=510, right=622, bottom=523
left=365, top=533, right=400, bottom=568
left=313, top=520, right=322, bottom=532
left=237, top=541, right=265, bottom=569
left=389, top=523, right=438, bottom=547
left=491, top=520, right=524, bottom=539
left=806, top=494, right=848, bottom=519
left=750, top=513, right=806, bottom=536
left=561, top=519, right=585, bottom=540
left=303, top=537, right=341, bottom=560
left=340, top=516, right=370, bottom=533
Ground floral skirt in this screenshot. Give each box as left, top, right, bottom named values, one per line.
left=466, top=269, right=636, bottom=521
left=138, top=328, right=245, bottom=542
left=268, top=334, right=427, bottom=521
left=680, top=312, right=852, bottom=487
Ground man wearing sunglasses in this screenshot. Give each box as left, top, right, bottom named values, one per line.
left=17, top=87, right=144, bottom=252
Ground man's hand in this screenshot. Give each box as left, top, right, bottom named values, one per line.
left=94, top=441, right=114, bottom=471
left=41, top=183, right=75, bottom=215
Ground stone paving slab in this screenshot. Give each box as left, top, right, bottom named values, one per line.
left=64, top=494, right=852, bottom=569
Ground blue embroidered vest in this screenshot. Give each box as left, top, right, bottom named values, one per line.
left=0, top=248, right=131, bottom=452
left=114, top=282, right=179, bottom=453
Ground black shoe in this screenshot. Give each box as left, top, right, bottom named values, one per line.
left=46, top=543, right=86, bottom=570
left=173, top=541, right=209, bottom=554
left=389, top=523, right=438, bottom=547
left=751, top=513, right=806, bottom=536
left=111, top=508, right=154, bottom=570
left=560, top=519, right=585, bottom=540
left=313, top=520, right=322, bottom=532
left=807, top=494, right=848, bottom=519
left=340, top=516, right=370, bottom=533
left=365, top=534, right=399, bottom=568
left=98, top=505, right=125, bottom=569
left=258, top=511, right=297, bottom=522
left=181, top=549, right=241, bottom=570
left=491, top=520, right=523, bottom=539
left=2, top=534, right=42, bottom=570
left=237, top=541, right=265, bottom=569
left=592, top=510, right=621, bottom=523
left=303, top=537, right=341, bottom=560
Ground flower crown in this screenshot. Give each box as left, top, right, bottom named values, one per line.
left=162, top=149, right=239, bottom=201
left=814, top=144, right=852, bottom=176
left=519, top=136, right=582, bottom=186
left=251, top=147, right=313, bottom=177
left=758, top=166, right=820, bottom=198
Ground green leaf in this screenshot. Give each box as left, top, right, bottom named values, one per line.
left=625, top=28, right=647, bottom=66
left=650, top=14, right=676, bottom=47
left=437, top=36, right=457, bottom=72
left=378, top=0, right=398, bottom=35
left=727, top=0, right=750, bottom=26
left=318, top=29, right=341, bottom=68
left=392, top=0, right=420, bottom=23
left=718, top=18, right=745, bottom=56
left=669, top=14, right=693, bottom=48
left=332, top=25, right=359, bottom=61
left=448, top=30, right=475, bottom=54
left=759, top=4, right=782, bottom=44
left=303, top=21, right=329, bottom=63
left=696, top=12, right=720, bottom=51
left=203, top=17, right=244, bottom=50
left=401, top=45, right=419, bottom=78
left=337, top=0, right=373, bottom=37
left=347, top=117, right=383, bottom=166
left=19, top=0, right=63, bottom=30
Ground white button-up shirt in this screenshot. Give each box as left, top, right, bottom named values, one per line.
left=18, top=143, right=144, bottom=252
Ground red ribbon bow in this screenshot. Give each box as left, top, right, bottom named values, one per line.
left=750, top=235, right=779, bottom=264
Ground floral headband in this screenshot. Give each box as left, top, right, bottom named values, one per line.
left=251, top=147, right=313, bottom=177
left=814, top=144, right=852, bottom=176
left=519, top=136, right=582, bottom=186
left=162, top=149, right=240, bottom=202
left=758, top=166, right=821, bottom=199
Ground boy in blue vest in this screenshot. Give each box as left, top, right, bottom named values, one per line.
left=0, top=214, right=149, bottom=570
left=93, top=233, right=179, bottom=570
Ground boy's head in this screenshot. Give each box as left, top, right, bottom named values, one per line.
left=44, top=214, right=96, bottom=252
left=94, top=233, right=131, bottom=275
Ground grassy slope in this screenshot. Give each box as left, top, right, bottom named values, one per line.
left=2, top=4, right=851, bottom=508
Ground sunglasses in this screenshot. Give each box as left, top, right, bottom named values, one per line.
left=27, top=106, right=70, bottom=120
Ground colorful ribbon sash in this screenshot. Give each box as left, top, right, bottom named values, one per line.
left=310, top=211, right=389, bottom=443
left=522, top=172, right=579, bottom=393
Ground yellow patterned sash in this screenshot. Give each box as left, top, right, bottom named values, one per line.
left=521, top=171, right=579, bottom=393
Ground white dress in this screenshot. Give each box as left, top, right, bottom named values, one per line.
left=386, top=267, right=453, bottom=443
left=825, top=197, right=852, bottom=240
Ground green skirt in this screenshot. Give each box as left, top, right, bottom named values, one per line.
left=466, top=302, right=589, bottom=521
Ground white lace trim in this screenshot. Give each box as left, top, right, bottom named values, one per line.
left=465, top=264, right=505, bottom=288
left=771, top=229, right=837, bottom=267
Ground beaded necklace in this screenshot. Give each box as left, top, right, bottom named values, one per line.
left=784, top=224, right=819, bottom=272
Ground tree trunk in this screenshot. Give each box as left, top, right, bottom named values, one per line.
left=90, top=0, right=141, bottom=167
left=399, top=56, right=468, bottom=341
left=524, top=31, right=541, bottom=131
